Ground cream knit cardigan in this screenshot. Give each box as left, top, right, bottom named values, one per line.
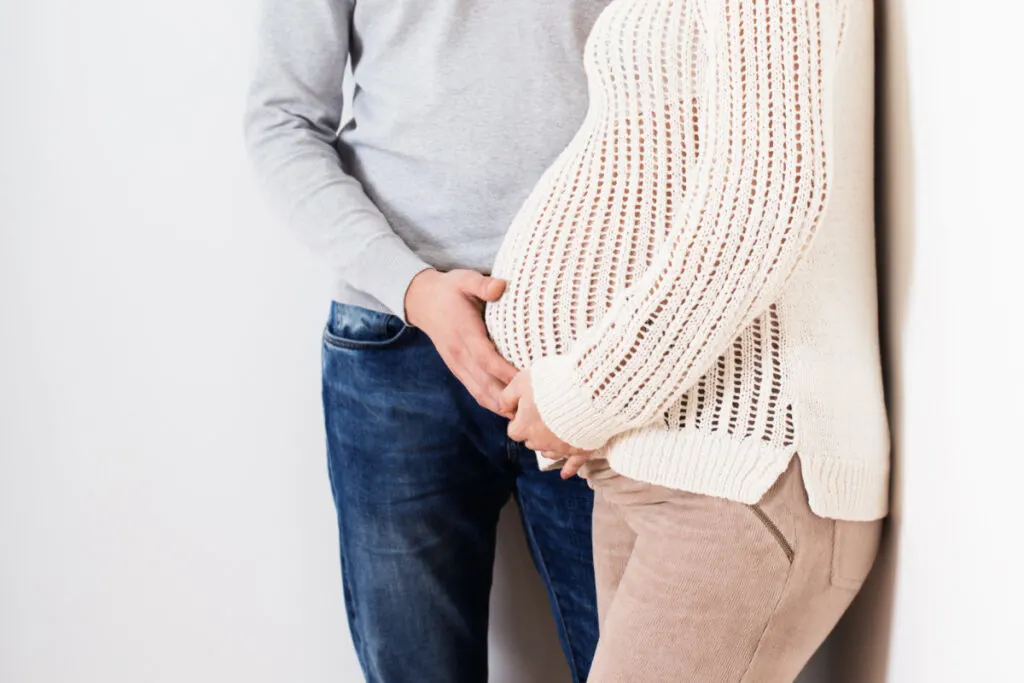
left=486, top=0, right=889, bottom=521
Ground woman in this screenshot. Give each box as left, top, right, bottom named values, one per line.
left=486, top=0, right=888, bottom=680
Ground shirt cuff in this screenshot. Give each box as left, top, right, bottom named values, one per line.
left=529, top=354, right=634, bottom=452
left=350, top=234, right=433, bottom=324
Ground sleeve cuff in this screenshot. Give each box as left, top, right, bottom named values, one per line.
left=529, top=354, right=634, bottom=452
left=349, top=234, right=432, bottom=324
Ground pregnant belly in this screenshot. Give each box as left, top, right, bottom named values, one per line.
left=485, top=1, right=696, bottom=369
left=485, top=136, right=672, bottom=371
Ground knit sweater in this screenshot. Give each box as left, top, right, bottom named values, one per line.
left=486, top=0, right=889, bottom=521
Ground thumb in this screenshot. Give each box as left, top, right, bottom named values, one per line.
left=464, top=273, right=507, bottom=302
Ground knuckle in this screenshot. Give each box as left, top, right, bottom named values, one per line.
left=457, top=324, right=483, bottom=343
left=454, top=270, right=477, bottom=288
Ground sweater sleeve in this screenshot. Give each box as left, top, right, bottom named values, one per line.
left=530, top=0, right=837, bottom=450
left=243, top=0, right=431, bottom=322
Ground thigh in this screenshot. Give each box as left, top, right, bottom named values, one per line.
left=587, top=476, right=793, bottom=683
left=742, top=460, right=884, bottom=682
left=322, top=302, right=512, bottom=683
left=515, top=452, right=599, bottom=683
left=586, top=462, right=637, bottom=627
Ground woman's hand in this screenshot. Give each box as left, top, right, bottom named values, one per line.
left=501, top=370, right=595, bottom=479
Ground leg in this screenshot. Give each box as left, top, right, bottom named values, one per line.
left=588, top=472, right=792, bottom=683
left=741, top=460, right=883, bottom=681
left=587, top=459, right=881, bottom=683
left=591, top=490, right=636, bottom=628
left=322, top=303, right=512, bottom=683
left=514, top=450, right=599, bottom=683
left=585, top=461, right=637, bottom=627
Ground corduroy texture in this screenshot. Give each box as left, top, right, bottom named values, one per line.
left=486, top=0, right=889, bottom=520
left=584, top=458, right=882, bottom=682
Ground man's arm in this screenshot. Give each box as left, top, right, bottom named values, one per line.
left=244, top=0, right=518, bottom=411
left=243, top=0, right=430, bottom=321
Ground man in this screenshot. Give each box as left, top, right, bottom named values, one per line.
left=244, top=2, right=611, bottom=681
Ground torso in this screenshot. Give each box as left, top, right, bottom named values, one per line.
left=487, top=0, right=705, bottom=368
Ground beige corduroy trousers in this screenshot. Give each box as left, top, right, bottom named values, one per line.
left=583, top=458, right=883, bottom=683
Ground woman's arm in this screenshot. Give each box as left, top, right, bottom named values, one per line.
left=528, top=0, right=839, bottom=451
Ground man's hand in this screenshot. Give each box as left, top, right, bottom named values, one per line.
left=500, top=370, right=594, bottom=479
left=405, top=268, right=519, bottom=415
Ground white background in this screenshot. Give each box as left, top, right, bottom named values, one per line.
left=1, top=1, right=1021, bottom=682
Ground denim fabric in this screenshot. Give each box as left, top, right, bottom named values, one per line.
left=322, top=302, right=598, bottom=683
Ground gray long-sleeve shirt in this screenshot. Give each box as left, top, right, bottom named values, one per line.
left=244, top=0, right=612, bottom=321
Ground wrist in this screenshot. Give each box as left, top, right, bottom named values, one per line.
left=530, top=354, right=633, bottom=452
left=403, top=268, right=441, bottom=328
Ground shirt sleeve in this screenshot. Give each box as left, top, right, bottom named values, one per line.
left=529, top=0, right=838, bottom=450
left=243, top=0, right=431, bottom=321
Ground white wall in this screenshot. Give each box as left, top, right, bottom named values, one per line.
left=0, top=2, right=567, bottom=681
left=817, top=2, right=1024, bottom=681
left=3, top=1, right=1022, bottom=682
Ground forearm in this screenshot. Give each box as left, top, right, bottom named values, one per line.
left=244, top=0, right=429, bottom=319
left=531, top=0, right=836, bottom=450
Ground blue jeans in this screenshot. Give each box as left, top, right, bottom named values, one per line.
left=321, top=302, right=598, bottom=683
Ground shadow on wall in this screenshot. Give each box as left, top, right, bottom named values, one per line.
left=489, top=502, right=573, bottom=683
left=822, top=1, right=916, bottom=681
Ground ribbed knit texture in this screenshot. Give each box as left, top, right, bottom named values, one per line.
left=486, top=0, right=889, bottom=520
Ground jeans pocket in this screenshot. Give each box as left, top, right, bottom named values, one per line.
left=322, top=302, right=409, bottom=351
left=830, top=519, right=883, bottom=590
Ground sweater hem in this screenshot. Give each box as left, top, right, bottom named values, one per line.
left=602, top=427, right=889, bottom=521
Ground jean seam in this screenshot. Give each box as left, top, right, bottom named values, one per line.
left=322, top=325, right=410, bottom=351
left=516, top=491, right=581, bottom=683
left=325, top=430, right=368, bottom=675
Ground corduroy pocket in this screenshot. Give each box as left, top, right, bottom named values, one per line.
left=830, top=519, right=882, bottom=590
left=747, top=503, right=795, bottom=564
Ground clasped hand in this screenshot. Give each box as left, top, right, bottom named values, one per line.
left=405, top=268, right=593, bottom=479
left=499, top=369, right=594, bottom=480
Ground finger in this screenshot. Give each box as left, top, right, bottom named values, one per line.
left=463, top=361, right=506, bottom=415
left=448, top=333, right=500, bottom=406
left=507, top=412, right=527, bottom=443
left=462, top=272, right=507, bottom=302
left=535, top=440, right=587, bottom=457
left=498, top=390, right=519, bottom=417
left=450, top=364, right=490, bottom=413
left=561, top=455, right=590, bottom=480
left=482, top=376, right=511, bottom=416
left=458, top=338, right=518, bottom=414
left=540, top=451, right=569, bottom=462
left=485, top=353, right=519, bottom=386
left=461, top=348, right=509, bottom=415
left=466, top=337, right=518, bottom=385
left=498, top=376, right=522, bottom=415
left=479, top=276, right=507, bottom=302
left=443, top=343, right=500, bottom=413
